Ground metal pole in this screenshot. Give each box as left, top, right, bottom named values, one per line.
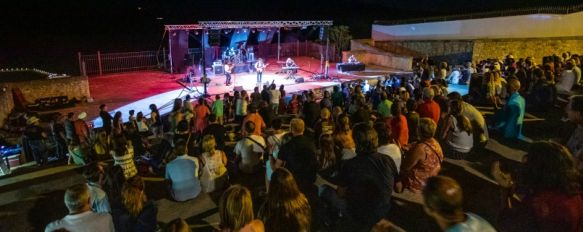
left=169, top=32, right=174, bottom=74
left=277, top=28, right=281, bottom=62
left=162, top=47, right=167, bottom=71
left=77, top=52, right=83, bottom=76
left=202, top=29, right=208, bottom=97
left=325, top=26, right=330, bottom=77
left=97, top=51, right=103, bottom=76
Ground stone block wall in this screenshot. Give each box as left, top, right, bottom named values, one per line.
left=0, top=76, right=90, bottom=126
left=472, top=37, right=583, bottom=64
left=348, top=40, right=413, bottom=71
left=374, top=40, right=474, bottom=65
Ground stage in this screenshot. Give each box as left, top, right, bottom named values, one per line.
left=89, top=57, right=412, bottom=128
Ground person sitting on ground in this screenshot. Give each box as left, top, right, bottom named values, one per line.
left=234, top=121, right=266, bottom=174
left=202, top=114, right=226, bottom=151
left=492, top=78, right=526, bottom=139
left=447, top=92, right=488, bottom=147
left=397, top=118, right=444, bottom=193
left=272, top=118, right=319, bottom=205
left=417, top=87, right=441, bottom=125
left=321, top=122, right=397, bottom=231
left=259, top=168, right=311, bottom=232
left=492, top=141, right=583, bottom=232
left=422, top=176, right=496, bottom=232
left=83, top=162, right=111, bottom=213
left=111, top=135, right=137, bottom=179
left=563, top=95, right=583, bottom=173
left=212, top=94, right=225, bottom=125
left=219, top=185, right=265, bottom=232
left=45, top=184, right=115, bottom=232
left=241, top=105, right=266, bottom=137
left=440, top=100, right=473, bottom=160
left=200, top=135, right=228, bottom=193
left=68, top=138, right=88, bottom=166
left=528, top=68, right=554, bottom=108
left=374, top=122, right=402, bottom=174
left=388, top=101, right=409, bottom=149
left=114, top=176, right=158, bottom=232
left=266, top=118, right=288, bottom=192
left=165, top=139, right=201, bottom=201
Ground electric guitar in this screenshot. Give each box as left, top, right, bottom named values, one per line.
left=256, top=63, right=269, bottom=73
left=224, top=64, right=232, bottom=74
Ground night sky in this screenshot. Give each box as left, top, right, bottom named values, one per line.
left=1, top=0, right=578, bottom=74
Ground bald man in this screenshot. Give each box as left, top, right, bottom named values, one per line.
left=493, top=78, right=525, bottom=139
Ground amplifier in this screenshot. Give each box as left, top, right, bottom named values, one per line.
left=213, top=65, right=224, bottom=75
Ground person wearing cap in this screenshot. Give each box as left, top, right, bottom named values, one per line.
left=74, top=112, right=90, bottom=144
left=417, top=87, right=441, bottom=124
left=24, top=116, right=48, bottom=166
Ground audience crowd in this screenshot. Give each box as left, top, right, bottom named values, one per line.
left=13, top=52, right=583, bottom=232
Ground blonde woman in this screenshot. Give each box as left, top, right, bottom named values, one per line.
left=119, top=176, right=158, bottom=231
left=219, top=185, right=265, bottom=232
left=200, top=135, right=228, bottom=193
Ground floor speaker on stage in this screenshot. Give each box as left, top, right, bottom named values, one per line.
left=234, top=86, right=244, bottom=92
left=295, top=77, right=305, bottom=83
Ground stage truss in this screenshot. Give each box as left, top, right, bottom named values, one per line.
left=165, top=20, right=333, bottom=31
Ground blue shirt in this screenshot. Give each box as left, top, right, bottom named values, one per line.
left=446, top=213, right=496, bottom=232
left=495, top=92, right=525, bottom=139
left=165, top=155, right=201, bottom=201
left=87, top=183, right=111, bottom=213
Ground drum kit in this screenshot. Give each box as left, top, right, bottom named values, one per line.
left=222, top=42, right=253, bottom=64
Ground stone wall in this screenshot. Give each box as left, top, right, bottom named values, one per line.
left=0, top=76, right=90, bottom=126
left=472, top=37, right=583, bottom=64
left=349, top=39, right=413, bottom=71
left=374, top=40, right=474, bottom=65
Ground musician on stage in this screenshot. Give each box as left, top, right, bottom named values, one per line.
left=285, top=57, right=297, bottom=68
left=347, top=54, right=358, bottom=64
left=224, top=62, right=233, bottom=86
left=254, top=58, right=267, bottom=83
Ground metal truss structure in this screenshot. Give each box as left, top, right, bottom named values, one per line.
left=165, top=21, right=333, bottom=31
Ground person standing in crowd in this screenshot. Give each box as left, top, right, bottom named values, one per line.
left=492, top=78, right=525, bottom=139
left=45, top=184, right=114, bottom=232
left=194, top=97, right=211, bottom=135
left=397, top=118, right=443, bottom=194
left=74, top=112, right=91, bottom=145
left=440, top=100, right=474, bottom=159
left=219, top=185, right=265, bottom=232
left=223, top=93, right=233, bottom=123
left=212, top=94, right=224, bottom=125
left=149, top=104, right=163, bottom=138
left=24, top=116, right=48, bottom=166
left=115, top=176, right=158, bottom=232
left=234, top=121, right=266, bottom=174
left=320, top=90, right=333, bottom=112
left=269, top=84, right=281, bottom=115
left=331, top=85, right=345, bottom=108
left=259, top=168, right=311, bottom=232
left=493, top=141, right=583, bottom=232
left=272, top=118, right=318, bottom=205
left=251, top=87, right=262, bottom=108
left=241, top=105, right=266, bottom=137
left=64, top=112, right=76, bottom=143
left=99, top=104, right=113, bottom=136
left=422, top=176, right=496, bottom=232
left=200, top=135, right=228, bottom=193
left=51, top=114, right=68, bottom=161
left=389, top=101, right=409, bottom=149
left=83, top=162, right=111, bottom=213
left=112, top=111, right=124, bottom=136
left=377, top=92, right=393, bottom=119
left=302, top=92, right=321, bottom=128
left=287, top=94, right=300, bottom=115
left=165, top=140, right=201, bottom=201
left=235, top=91, right=248, bottom=124
left=334, top=114, right=356, bottom=160
left=266, top=118, right=287, bottom=191
left=417, top=87, right=441, bottom=124
left=405, top=99, right=420, bottom=143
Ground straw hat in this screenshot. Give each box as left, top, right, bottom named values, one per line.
left=77, top=112, right=87, bottom=120
left=27, top=116, right=40, bottom=125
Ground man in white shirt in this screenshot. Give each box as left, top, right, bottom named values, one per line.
left=557, top=61, right=577, bottom=94
left=234, top=121, right=266, bottom=174
left=269, top=84, right=281, bottom=115
left=165, top=140, right=201, bottom=201
left=45, top=184, right=114, bottom=232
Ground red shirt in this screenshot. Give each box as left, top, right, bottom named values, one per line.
left=417, top=99, right=441, bottom=124
left=389, top=115, right=409, bottom=147
left=242, top=113, right=265, bottom=136
left=526, top=191, right=583, bottom=232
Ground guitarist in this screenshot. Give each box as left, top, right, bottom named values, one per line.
left=254, top=58, right=268, bottom=84
left=224, top=61, right=233, bottom=86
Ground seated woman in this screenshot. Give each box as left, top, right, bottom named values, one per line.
left=259, top=168, right=311, bottom=232
left=492, top=78, right=526, bottom=139
left=219, top=185, right=265, bottom=232
left=317, top=134, right=339, bottom=181
left=111, top=135, right=138, bottom=179
left=68, top=138, right=88, bottom=166
left=397, top=118, right=444, bottom=193
left=493, top=141, right=583, bottom=232
left=114, top=176, right=158, bottom=232
left=333, top=114, right=356, bottom=161
left=200, top=135, right=228, bottom=193
left=440, top=100, right=473, bottom=159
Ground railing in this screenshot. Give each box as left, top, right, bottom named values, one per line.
left=374, top=3, right=583, bottom=25
left=78, top=50, right=166, bottom=76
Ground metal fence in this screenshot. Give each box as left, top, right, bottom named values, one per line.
left=375, top=3, right=583, bottom=25
left=78, top=50, right=166, bottom=76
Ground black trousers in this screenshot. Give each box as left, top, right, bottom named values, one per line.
left=225, top=73, right=232, bottom=85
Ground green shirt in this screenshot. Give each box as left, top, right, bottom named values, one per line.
left=212, top=100, right=224, bottom=116
left=377, top=99, right=393, bottom=118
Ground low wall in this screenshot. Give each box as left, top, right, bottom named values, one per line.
left=0, top=75, right=91, bottom=126
left=472, top=37, right=583, bottom=64
left=374, top=40, right=474, bottom=65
